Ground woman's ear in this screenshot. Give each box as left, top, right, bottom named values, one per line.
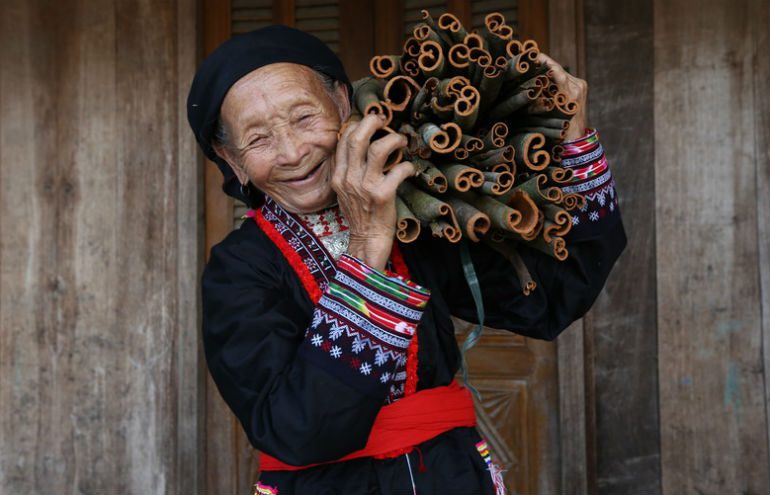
left=213, top=142, right=249, bottom=186
left=333, top=82, right=351, bottom=122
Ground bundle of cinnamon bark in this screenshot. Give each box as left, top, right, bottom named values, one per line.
left=352, top=11, right=586, bottom=294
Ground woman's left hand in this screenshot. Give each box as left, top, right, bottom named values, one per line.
left=534, top=52, right=589, bottom=141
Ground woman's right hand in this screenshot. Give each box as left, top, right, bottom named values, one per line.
left=332, top=113, right=415, bottom=271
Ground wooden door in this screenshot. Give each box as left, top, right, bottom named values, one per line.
left=200, top=2, right=582, bottom=493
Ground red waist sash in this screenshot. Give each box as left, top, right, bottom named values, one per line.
left=259, top=380, right=476, bottom=471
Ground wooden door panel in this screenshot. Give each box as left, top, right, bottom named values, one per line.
left=456, top=320, right=559, bottom=493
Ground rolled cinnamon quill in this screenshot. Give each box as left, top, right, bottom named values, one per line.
left=397, top=181, right=461, bottom=238
left=548, top=167, right=574, bottom=184
left=370, top=55, right=401, bottom=79
left=396, top=196, right=421, bottom=243
left=450, top=190, right=527, bottom=235
left=418, top=40, right=446, bottom=78
left=530, top=234, right=568, bottom=261
left=542, top=204, right=573, bottom=240
left=384, top=75, right=420, bottom=112
left=441, top=163, right=484, bottom=192
left=561, top=192, right=587, bottom=211
left=418, top=122, right=462, bottom=153
left=437, top=13, right=467, bottom=44
left=480, top=171, right=514, bottom=196
left=509, top=132, right=551, bottom=171
left=429, top=220, right=461, bottom=243
left=445, top=197, right=491, bottom=242
left=501, top=174, right=562, bottom=206
left=483, top=240, right=537, bottom=295
left=413, top=158, right=448, bottom=193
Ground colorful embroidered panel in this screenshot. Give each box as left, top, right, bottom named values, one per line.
left=300, top=254, right=430, bottom=401
left=560, top=129, right=621, bottom=239
left=250, top=197, right=429, bottom=403
left=260, top=196, right=338, bottom=292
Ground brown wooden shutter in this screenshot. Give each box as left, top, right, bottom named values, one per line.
left=403, top=0, right=447, bottom=35
left=295, top=0, right=341, bottom=54
left=231, top=0, right=273, bottom=34
left=470, top=0, right=518, bottom=31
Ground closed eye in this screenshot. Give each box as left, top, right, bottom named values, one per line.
left=246, top=135, right=268, bottom=149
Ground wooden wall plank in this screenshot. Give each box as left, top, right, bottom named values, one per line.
left=114, top=0, right=197, bottom=490
left=176, top=0, right=205, bottom=492
left=757, top=0, right=770, bottom=474
left=338, top=0, right=374, bottom=80
left=446, top=0, right=471, bottom=27
left=584, top=0, right=661, bottom=493
left=655, top=0, right=768, bottom=492
left=517, top=0, right=549, bottom=51
left=0, top=0, right=202, bottom=492
left=526, top=339, right=561, bottom=495
left=273, top=0, right=296, bottom=25
left=548, top=1, right=590, bottom=492
left=203, top=0, right=234, bottom=261
left=0, top=3, right=75, bottom=489
left=374, top=0, right=404, bottom=55
left=199, top=0, right=256, bottom=493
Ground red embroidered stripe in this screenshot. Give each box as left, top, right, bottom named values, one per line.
left=252, top=203, right=421, bottom=399
left=390, top=243, right=420, bottom=397
left=568, top=155, right=608, bottom=182
left=337, top=256, right=429, bottom=308
left=561, top=128, right=599, bottom=156
left=253, top=209, right=324, bottom=303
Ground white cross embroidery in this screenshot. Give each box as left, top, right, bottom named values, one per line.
left=360, top=362, right=372, bottom=375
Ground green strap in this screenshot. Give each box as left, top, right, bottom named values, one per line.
left=459, top=240, right=484, bottom=401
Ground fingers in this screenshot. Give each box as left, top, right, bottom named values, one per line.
left=536, top=52, right=568, bottom=85
left=536, top=51, right=588, bottom=101
left=366, top=131, right=408, bottom=176
left=381, top=161, right=416, bottom=193
left=342, top=113, right=389, bottom=179
left=333, top=114, right=410, bottom=214
left=332, top=116, right=360, bottom=186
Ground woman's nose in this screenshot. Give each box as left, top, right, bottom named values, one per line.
left=273, top=127, right=308, bottom=166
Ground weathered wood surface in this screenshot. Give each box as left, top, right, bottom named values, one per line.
left=0, top=0, right=201, bottom=493
left=757, top=0, right=770, bottom=477
left=548, top=1, right=590, bottom=492
left=202, top=0, right=272, bottom=491
left=201, top=0, right=262, bottom=493
left=584, top=0, right=662, bottom=493
left=204, top=0, right=235, bottom=260
left=655, top=0, right=769, bottom=492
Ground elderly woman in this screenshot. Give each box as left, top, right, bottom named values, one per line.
left=188, top=26, right=625, bottom=495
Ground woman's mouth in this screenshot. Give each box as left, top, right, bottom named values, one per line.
left=285, top=161, right=324, bottom=185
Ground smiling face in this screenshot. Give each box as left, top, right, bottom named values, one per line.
left=215, top=63, right=350, bottom=214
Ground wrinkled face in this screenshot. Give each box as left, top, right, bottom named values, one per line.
left=215, top=63, right=350, bottom=214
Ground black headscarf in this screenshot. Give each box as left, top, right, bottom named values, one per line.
left=186, top=25, right=352, bottom=207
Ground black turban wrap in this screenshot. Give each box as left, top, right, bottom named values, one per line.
left=186, top=25, right=352, bottom=207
